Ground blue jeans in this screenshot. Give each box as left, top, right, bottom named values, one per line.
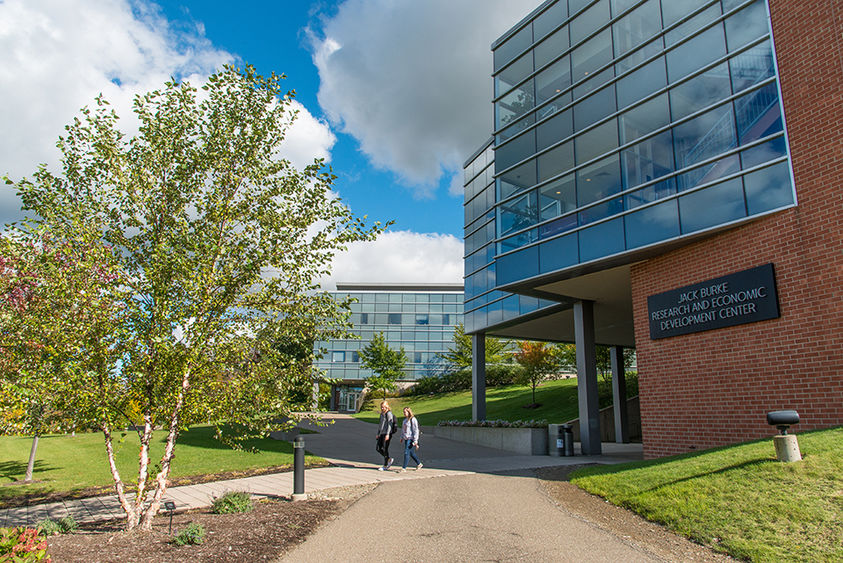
left=402, top=440, right=421, bottom=469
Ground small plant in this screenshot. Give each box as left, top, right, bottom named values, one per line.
left=0, top=526, right=51, bottom=561
left=37, top=516, right=78, bottom=536
left=171, top=522, right=206, bottom=546
left=211, top=491, right=253, bottom=514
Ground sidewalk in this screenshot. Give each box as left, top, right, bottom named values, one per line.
left=0, top=413, right=642, bottom=528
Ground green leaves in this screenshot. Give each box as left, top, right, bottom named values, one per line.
left=358, top=332, right=406, bottom=398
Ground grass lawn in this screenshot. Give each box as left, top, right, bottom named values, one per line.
left=570, top=426, right=843, bottom=562
left=353, top=378, right=581, bottom=426
left=0, top=425, right=324, bottom=507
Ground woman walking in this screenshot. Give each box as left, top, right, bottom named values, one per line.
left=400, top=407, right=423, bottom=472
left=376, top=401, right=395, bottom=470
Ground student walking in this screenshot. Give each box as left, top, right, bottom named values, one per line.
left=400, top=407, right=423, bottom=472
left=376, top=401, right=395, bottom=470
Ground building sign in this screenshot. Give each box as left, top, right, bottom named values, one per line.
left=648, top=264, right=780, bottom=339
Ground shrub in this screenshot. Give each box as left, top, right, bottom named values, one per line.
left=37, top=515, right=77, bottom=536
left=437, top=419, right=548, bottom=428
left=172, top=522, right=206, bottom=546
left=211, top=491, right=253, bottom=514
left=408, top=364, right=525, bottom=395
left=597, top=371, right=639, bottom=408
left=0, top=526, right=50, bottom=561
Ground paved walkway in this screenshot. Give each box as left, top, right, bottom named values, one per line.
left=0, top=414, right=642, bottom=528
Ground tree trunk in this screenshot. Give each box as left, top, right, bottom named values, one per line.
left=102, top=421, right=137, bottom=529
left=24, top=434, right=39, bottom=482
left=132, top=417, right=155, bottom=527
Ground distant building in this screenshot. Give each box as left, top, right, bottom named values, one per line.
left=315, top=283, right=464, bottom=412
left=465, top=0, right=842, bottom=457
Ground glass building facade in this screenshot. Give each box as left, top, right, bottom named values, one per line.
left=314, top=284, right=463, bottom=411
left=465, top=0, right=795, bottom=335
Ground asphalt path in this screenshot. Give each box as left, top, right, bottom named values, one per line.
left=280, top=471, right=660, bottom=563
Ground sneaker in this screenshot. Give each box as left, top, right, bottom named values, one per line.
left=416, top=463, right=423, bottom=471
left=386, top=458, right=394, bottom=469
left=378, top=466, right=386, bottom=471
left=400, top=468, right=406, bottom=473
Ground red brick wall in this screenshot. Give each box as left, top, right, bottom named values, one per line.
left=630, top=0, right=843, bottom=458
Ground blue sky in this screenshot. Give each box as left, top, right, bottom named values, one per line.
left=0, top=0, right=532, bottom=286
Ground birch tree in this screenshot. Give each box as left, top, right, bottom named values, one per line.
left=2, top=65, right=384, bottom=530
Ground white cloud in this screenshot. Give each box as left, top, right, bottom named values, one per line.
left=0, top=0, right=336, bottom=227
left=310, top=0, right=531, bottom=197
left=321, top=230, right=463, bottom=289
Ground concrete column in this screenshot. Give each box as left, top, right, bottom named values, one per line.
left=472, top=333, right=486, bottom=421
left=574, top=300, right=601, bottom=455
left=610, top=346, right=629, bottom=443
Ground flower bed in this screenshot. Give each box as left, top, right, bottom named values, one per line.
left=433, top=421, right=548, bottom=455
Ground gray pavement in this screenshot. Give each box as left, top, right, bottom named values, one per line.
left=0, top=413, right=642, bottom=528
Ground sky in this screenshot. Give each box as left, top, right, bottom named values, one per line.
left=0, top=0, right=532, bottom=288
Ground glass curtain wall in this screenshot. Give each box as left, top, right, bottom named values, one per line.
left=314, top=289, right=464, bottom=380
left=490, top=0, right=794, bottom=288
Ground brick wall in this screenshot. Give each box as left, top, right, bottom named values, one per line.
left=630, top=0, right=843, bottom=458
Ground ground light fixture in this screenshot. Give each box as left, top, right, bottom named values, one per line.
left=164, top=500, right=176, bottom=534
left=766, top=410, right=802, bottom=462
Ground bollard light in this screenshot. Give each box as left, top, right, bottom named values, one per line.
left=766, top=410, right=802, bottom=462
left=292, top=436, right=307, bottom=501
left=163, top=500, right=176, bottom=535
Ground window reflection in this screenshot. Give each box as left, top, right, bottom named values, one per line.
left=624, top=199, right=680, bottom=248
left=744, top=162, right=793, bottom=215
left=679, top=177, right=746, bottom=233
left=613, top=0, right=661, bottom=57
left=577, top=155, right=622, bottom=207
left=730, top=42, right=774, bottom=93
left=670, top=63, right=732, bottom=121
left=725, top=0, right=769, bottom=51
left=539, top=174, right=576, bottom=221
left=673, top=103, right=736, bottom=169
left=734, top=83, right=782, bottom=145
left=666, top=23, right=726, bottom=83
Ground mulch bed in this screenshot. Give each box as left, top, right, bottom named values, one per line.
left=46, top=492, right=360, bottom=562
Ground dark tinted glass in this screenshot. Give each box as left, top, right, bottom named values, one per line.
left=624, top=199, right=680, bottom=248
left=617, top=57, right=667, bottom=110
left=570, top=0, right=610, bottom=45
left=621, top=130, right=674, bottom=190
left=495, top=130, right=536, bottom=171
left=534, top=1, right=568, bottom=40
left=498, top=112, right=536, bottom=142
left=494, top=25, right=533, bottom=71
left=539, top=233, right=579, bottom=272
left=579, top=217, right=625, bottom=262
left=577, top=154, right=622, bottom=206
left=666, top=23, right=727, bottom=83
left=573, top=83, right=616, bottom=129
left=624, top=177, right=676, bottom=209
left=734, top=83, right=782, bottom=145
left=725, top=0, right=769, bottom=51
left=536, top=58, right=573, bottom=105
left=673, top=103, right=736, bottom=170
left=538, top=141, right=575, bottom=182
left=496, top=80, right=535, bottom=129
left=537, top=109, right=573, bottom=151
left=572, top=29, right=613, bottom=83
left=740, top=136, right=787, bottom=168
left=676, top=154, right=739, bottom=192
left=678, top=177, right=746, bottom=233
left=499, top=160, right=537, bottom=198
left=744, top=162, right=794, bottom=215
left=496, top=246, right=539, bottom=286
left=729, top=41, right=774, bottom=92
left=619, top=93, right=669, bottom=144
left=495, top=52, right=533, bottom=97
left=613, top=0, right=661, bottom=57
left=665, top=4, right=721, bottom=47
left=669, top=62, right=732, bottom=121
left=576, top=119, right=619, bottom=163
left=535, top=27, right=570, bottom=68
left=539, top=174, right=577, bottom=220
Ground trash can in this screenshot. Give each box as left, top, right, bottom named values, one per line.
left=561, top=424, right=575, bottom=456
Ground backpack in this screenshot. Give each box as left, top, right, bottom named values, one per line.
left=389, top=412, right=398, bottom=435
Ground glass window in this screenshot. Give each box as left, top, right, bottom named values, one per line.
left=625, top=177, right=676, bottom=209
left=579, top=195, right=623, bottom=226
left=744, top=162, right=794, bottom=215
left=624, top=199, right=680, bottom=248
left=499, top=228, right=538, bottom=253
left=665, top=4, right=721, bottom=47
left=389, top=293, right=401, bottom=303
left=497, top=112, right=536, bottom=143
left=669, top=62, right=732, bottom=121
left=619, top=93, right=669, bottom=144
left=740, top=136, right=787, bottom=169
left=666, top=23, right=727, bottom=83
left=495, top=245, right=539, bottom=286
left=534, top=1, right=568, bottom=41
left=388, top=313, right=402, bottom=324
left=679, top=177, right=746, bottom=233
left=351, top=351, right=359, bottom=362
left=725, top=0, right=768, bottom=52
left=613, top=0, right=661, bottom=58
left=572, top=29, right=613, bottom=84
left=610, top=0, right=638, bottom=15
left=570, top=0, right=610, bottom=45
left=539, top=212, right=577, bottom=239
left=535, top=27, right=570, bottom=69
left=495, top=80, right=535, bottom=130
left=360, top=312, right=369, bottom=324
left=536, top=57, right=572, bottom=105
left=734, top=83, right=782, bottom=145
left=332, top=351, right=345, bottom=363
left=662, top=0, right=716, bottom=31
left=414, top=352, right=423, bottom=364
left=498, top=190, right=538, bottom=237
left=617, top=57, right=667, bottom=110
left=415, top=314, right=429, bottom=325
left=539, top=233, right=579, bottom=273
left=673, top=103, right=736, bottom=170
left=494, top=25, right=532, bottom=71
left=615, top=37, right=664, bottom=74
left=575, top=119, right=618, bottom=164
left=539, top=174, right=577, bottom=221
left=676, top=154, right=739, bottom=192
left=499, top=159, right=537, bottom=198
left=537, top=108, right=573, bottom=151
left=729, top=41, right=774, bottom=93
left=496, top=130, right=536, bottom=172
left=579, top=217, right=625, bottom=262
left=577, top=154, right=622, bottom=207
left=572, top=68, right=614, bottom=99
left=621, top=130, right=674, bottom=191
left=495, top=52, right=533, bottom=97
left=573, top=83, right=616, bottom=130
left=538, top=141, right=574, bottom=182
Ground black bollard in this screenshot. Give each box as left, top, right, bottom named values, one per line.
left=292, top=436, right=306, bottom=500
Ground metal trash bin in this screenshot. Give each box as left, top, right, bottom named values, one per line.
left=560, top=424, right=575, bottom=456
